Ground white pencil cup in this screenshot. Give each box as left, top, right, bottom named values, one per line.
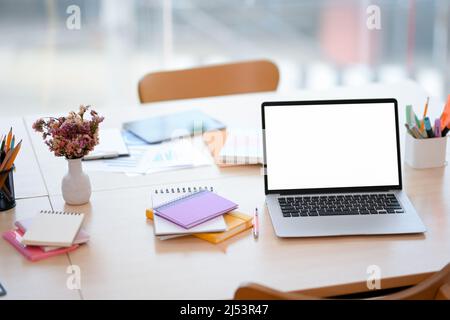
left=405, top=133, right=447, bottom=169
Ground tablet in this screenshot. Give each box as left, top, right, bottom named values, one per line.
left=123, top=110, right=226, bottom=144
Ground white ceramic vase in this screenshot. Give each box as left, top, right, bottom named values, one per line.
left=62, top=158, right=91, bottom=205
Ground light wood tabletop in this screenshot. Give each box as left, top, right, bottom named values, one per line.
left=0, top=117, right=47, bottom=199
left=48, top=169, right=450, bottom=299
left=0, top=196, right=81, bottom=299
left=2, top=80, right=449, bottom=299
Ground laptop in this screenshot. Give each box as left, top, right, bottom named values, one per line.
left=262, top=98, right=426, bottom=238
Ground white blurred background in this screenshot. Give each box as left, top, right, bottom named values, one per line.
left=0, top=0, right=448, bottom=116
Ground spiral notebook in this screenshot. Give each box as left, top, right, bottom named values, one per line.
left=15, top=217, right=90, bottom=252
left=152, top=186, right=227, bottom=236
left=153, top=186, right=237, bottom=229
left=21, top=210, right=85, bottom=247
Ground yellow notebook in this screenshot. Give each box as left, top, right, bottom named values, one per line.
left=146, top=209, right=253, bottom=244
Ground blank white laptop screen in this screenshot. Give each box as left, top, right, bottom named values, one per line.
left=264, top=102, right=400, bottom=191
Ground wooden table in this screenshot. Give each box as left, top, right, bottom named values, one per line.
left=0, top=117, right=47, bottom=199
left=2, top=80, right=450, bottom=299
left=0, top=197, right=80, bottom=299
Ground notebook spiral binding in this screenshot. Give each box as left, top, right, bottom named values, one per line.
left=153, top=186, right=214, bottom=210
left=39, top=210, right=82, bottom=216
left=154, top=186, right=214, bottom=194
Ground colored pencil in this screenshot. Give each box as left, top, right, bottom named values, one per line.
left=5, top=127, right=12, bottom=152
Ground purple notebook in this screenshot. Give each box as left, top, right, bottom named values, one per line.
left=153, top=190, right=238, bottom=229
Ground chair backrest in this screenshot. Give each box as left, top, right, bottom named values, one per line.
left=234, top=263, right=450, bottom=300
left=138, top=60, right=279, bottom=103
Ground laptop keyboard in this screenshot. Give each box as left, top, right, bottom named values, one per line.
left=278, top=193, right=404, bottom=217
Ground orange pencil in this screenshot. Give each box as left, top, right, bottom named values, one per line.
left=5, top=127, right=12, bottom=152
left=0, top=141, right=21, bottom=188
left=0, top=140, right=21, bottom=172
left=0, top=149, right=12, bottom=172
left=423, top=96, right=430, bottom=118
left=4, top=140, right=21, bottom=170
left=0, top=149, right=13, bottom=188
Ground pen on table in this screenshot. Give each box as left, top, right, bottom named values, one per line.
left=434, top=119, right=441, bottom=138
left=424, top=117, right=434, bottom=138
left=83, top=151, right=120, bottom=161
left=253, top=207, right=259, bottom=239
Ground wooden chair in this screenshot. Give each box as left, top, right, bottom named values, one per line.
left=138, top=60, right=279, bottom=103
left=234, top=263, right=450, bottom=300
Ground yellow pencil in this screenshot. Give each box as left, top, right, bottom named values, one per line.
left=5, top=127, right=12, bottom=152
left=420, top=97, right=430, bottom=132
left=0, top=141, right=22, bottom=188
left=0, top=140, right=21, bottom=172
left=0, top=149, right=12, bottom=172
left=4, top=140, right=21, bottom=170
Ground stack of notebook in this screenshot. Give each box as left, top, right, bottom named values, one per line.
left=2, top=210, right=89, bottom=261
left=146, top=186, right=253, bottom=244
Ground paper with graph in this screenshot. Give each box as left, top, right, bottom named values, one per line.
left=84, top=137, right=212, bottom=174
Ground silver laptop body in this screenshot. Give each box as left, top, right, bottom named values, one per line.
left=262, top=98, right=426, bottom=238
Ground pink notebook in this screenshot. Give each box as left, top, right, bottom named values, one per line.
left=154, top=190, right=238, bottom=229
left=2, top=230, right=79, bottom=262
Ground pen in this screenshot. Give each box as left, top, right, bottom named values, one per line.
left=83, top=151, right=120, bottom=161
left=405, top=124, right=418, bottom=139
left=424, top=117, right=434, bottom=138
left=253, top=207, right=259, bottom=239
left=434, top=119, right=441, bottom=138
left=411, top=125, right=424, bottom=139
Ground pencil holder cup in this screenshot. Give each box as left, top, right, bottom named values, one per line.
left=0, top=166, right=16, bottom=212
left=405, top=134, right=447, bottom=169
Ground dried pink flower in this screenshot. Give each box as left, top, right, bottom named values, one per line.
left=32, top=105, right=104, bottom=159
